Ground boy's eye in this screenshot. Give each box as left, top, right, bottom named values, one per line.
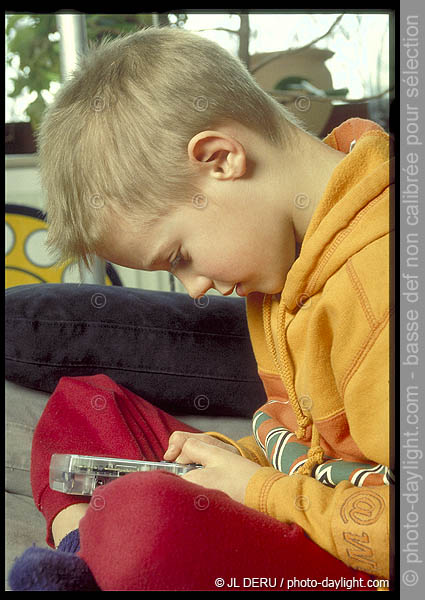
left=170, top=252, right=183, bottom=271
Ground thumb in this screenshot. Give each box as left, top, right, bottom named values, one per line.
left=176, top=437, right=218, bottom=467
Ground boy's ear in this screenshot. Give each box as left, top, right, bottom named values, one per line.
left=187, top=130, right=246, bottom=180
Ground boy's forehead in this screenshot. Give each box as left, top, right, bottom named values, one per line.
left=97, top=203, right=190, bottom=268
left=95, top=219, right=169, bottom=270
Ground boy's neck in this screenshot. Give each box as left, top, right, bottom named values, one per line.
left=277, top=127, right=346, bottom=246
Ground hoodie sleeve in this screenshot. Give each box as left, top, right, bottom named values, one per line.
left=209, top=429, right=391, bottom=579
left=244, top=468, right=391, bottom=580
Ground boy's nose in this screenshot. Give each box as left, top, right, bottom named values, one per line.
left=174, top=273, right=213, bottom=299
left=175, top=273, right=233, bottom=299
left=193, top=283, right=235, bottom=299
left=191, top=282, right=215, bottom=299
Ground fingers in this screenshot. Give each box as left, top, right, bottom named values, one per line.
left=164, top=431, right=240, bottom=463
left=163, top=431, right=208, bottom=462
left=175, top=437, right=217, bottom=468
left=163, top=431, right=189, bottom=461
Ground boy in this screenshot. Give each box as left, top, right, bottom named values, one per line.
left=31, top=26, right=393, bottom=587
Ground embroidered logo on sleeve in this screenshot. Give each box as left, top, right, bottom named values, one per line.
left=339, top=490, right=387, bottom=572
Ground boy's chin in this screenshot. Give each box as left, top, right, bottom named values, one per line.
left=261, top=283, right=285, bottom=296
left=237, top=279, right=284, bottom=297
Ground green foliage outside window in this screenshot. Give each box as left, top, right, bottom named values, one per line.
left=6, top=14, right=188, bottom=130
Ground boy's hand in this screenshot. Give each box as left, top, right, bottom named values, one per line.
left=177, top=437, right=262, bottom=504
left=163, top=431, right=240, bottom=463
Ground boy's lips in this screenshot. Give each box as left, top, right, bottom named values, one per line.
left=236, top=283, right=246, bottom=297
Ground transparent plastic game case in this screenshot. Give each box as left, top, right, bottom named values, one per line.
left=49, top=453, right=203, bottom=496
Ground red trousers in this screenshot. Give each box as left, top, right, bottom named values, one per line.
left=31, top=374, right=376, bottom=591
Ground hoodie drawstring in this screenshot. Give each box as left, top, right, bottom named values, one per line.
left=263, top=294, right=324, bottom=476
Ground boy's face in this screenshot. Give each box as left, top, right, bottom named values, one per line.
left=95, top=125, right=299, bottom=299
left=96, top=189, right=296, bottom=299
left=94, top=123, right=345, bottom=297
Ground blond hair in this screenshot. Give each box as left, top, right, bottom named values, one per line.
left=38, top=26, right=300, bottom=274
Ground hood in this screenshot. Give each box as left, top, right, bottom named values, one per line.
left=282, top=118, right=393, bottom=313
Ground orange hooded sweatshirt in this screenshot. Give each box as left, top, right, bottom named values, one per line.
left=209, top=118, right=394, bottom=580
